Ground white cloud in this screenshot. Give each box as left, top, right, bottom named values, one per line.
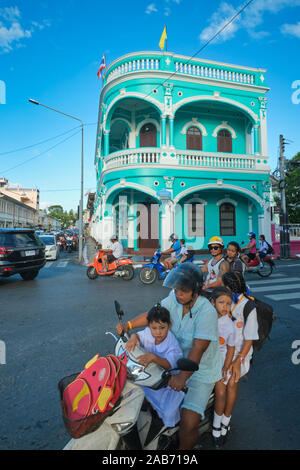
left=0, top=6, right=46, bottom=53
left=145, top=3, right=158, bottom=14
left=281, top=21, right=300, bottom=38
left=199, top=0, right=300, bottom=44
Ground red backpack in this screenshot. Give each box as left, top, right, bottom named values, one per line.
left=59, top=354, right=127, bottom=438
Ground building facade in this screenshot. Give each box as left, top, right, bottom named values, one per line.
left=89, top=51, right=271, bottom=252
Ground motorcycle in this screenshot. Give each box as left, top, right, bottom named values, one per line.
left=240, top=242, right=275, bottom=278
left=87, top=250, right=135, bottom=281
left=66, top=237, right=73, bottom=253
left=139, top=249, right=194, bottom=285
left=62, top=301, right=214, bottom=451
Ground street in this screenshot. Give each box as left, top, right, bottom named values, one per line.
left=0, top=254, right=300, bottom=450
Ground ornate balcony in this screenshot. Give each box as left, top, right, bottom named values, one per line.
left=102, top=148, right=268, bottom=173
left=103, top=52, right=267, bottom=88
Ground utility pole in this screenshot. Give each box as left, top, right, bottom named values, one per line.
left=279, top=134, right=290, bottom=258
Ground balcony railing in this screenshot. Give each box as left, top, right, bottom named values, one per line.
left=104, top=52, right=265, bottom=87
left=102, top=148, right=258, bottom=171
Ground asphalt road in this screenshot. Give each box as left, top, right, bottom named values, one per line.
left=0, top=254, right=299, bottom=450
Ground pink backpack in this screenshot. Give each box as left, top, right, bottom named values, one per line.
left=59, top=354, right=127, bottom=438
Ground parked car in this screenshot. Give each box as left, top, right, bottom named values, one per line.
left=39, top=235, right=60, bottom=261
left=0, top=228, right=46, bottom=281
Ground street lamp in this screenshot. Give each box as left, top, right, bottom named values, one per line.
left=29, top=98, right=84, bottom=262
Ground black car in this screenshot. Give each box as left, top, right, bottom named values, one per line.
left=0, top=228, right=46, bottom=281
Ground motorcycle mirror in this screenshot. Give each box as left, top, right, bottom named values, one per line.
left=114, top=300, right=123, bottom=319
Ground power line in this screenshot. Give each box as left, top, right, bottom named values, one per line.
left=0, top=122, right=97, bottom=157
left=1, top=129, right=82, bottom=175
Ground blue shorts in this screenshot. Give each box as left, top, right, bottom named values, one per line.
left=181, top=380, right=215, bottom=418
left=258, top=251, right=267, bottom=259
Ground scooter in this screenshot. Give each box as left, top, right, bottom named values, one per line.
left=139, top=250, right=195, bottom=285
left=240, top=242, right=275, bottom=278
left=62, top=301, right=214, bottom=451
left=87, top=250, right=135, bottom=281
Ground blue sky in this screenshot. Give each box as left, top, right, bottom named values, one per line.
left=0, top=0, right=300, bottom=211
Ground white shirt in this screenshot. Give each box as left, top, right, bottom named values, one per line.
left=109, top=241, right=123, bottom=259
left=231, top=295, right=259, bottom=367
left=218, top=315, right=236, bottom=365
left=177, top=246, right=188, bottom=258
left=259, top=240, right=268, bottom=253
left=137, top=327, right=184, bottom=427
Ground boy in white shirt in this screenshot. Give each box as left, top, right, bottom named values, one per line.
left=175, top=239, right=188, bottom=264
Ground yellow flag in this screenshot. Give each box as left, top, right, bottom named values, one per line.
left=159, top=26, right=167, bottom=51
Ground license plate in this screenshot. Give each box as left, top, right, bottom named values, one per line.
left=25, top=250, right=36, bottom=256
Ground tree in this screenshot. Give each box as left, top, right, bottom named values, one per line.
left=285, top=152, right=300, bottom=223
left=47, top=205, right=78, bottom=229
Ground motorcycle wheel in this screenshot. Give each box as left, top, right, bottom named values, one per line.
left=86, top=266, right=98, bottom=280
left=139, top=266, right=157, bottom=284
left=118, top=265, right=134, bottom=281
left=257, top=261, right=273, bottom=277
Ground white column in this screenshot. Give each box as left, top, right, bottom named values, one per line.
left=160, top=200, right=174, bottom=250
left=259, top=109, right=268, bottom=157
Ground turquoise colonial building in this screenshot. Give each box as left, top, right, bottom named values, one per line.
left=89, top=51, right=271, bottom=252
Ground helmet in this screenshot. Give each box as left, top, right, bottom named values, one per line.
left=163, top=263, right=203, bottom=294
left=168, top=233, right=179, bottom=241
left=207, top=236, right=224, bottom=247
left=248, top=232, right=256, bottom=238
left=110, top=234, right=118, bottom=241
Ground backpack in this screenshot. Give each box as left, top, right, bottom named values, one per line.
left=243, top=297, right=275, bottom=351
left=59, top=353, right=127, bottom=438
left=186, top=249, right=195, bottom=260
left=266, top=241, right=274, bottom=255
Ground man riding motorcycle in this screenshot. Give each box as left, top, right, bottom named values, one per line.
left=201, top=236, right=230, bottom=292
left=116, top=263, right=222, bottom=450
left=161, top=233, right=181, bottom=271
left=100, top=235, right=123, bottom=272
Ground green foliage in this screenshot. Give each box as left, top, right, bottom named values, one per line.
left=285, top=152, right=300, bottom=223
left=47, top=205, right=78, bottom=229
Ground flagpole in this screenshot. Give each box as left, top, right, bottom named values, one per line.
left=166, top=25, right=167, bottom=52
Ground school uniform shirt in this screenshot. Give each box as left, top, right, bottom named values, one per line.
left=137, top=327, right=184, bottom=427
left=218, top=315, right=236, bottom=365
left=161, top=291, right=222, bottom=385
left=231, top=294, right=259, bottom=376
left=176, top=246, right=188, bottom=259
left=259, top=240, right=268, bottom=254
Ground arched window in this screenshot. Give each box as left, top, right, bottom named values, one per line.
left=186, top=126, right=202, bottom=150
left=219, top=203, right=236, bottom=236
left=139, top=123, right=157, bottom=147
left=217, top=129, right=232, bottom=153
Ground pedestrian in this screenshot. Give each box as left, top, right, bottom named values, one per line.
left=83, top=235, right=99, bottom=265
left=125, top=303, right=185, bottom=427
left=116, top=263, right=222, bottom=450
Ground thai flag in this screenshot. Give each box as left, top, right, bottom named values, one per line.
left=97, top=54, right=106, bottom=79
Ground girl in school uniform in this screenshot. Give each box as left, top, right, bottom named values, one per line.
left=210, top=287, right=236, bottom=447
left=214, top=271, right=259, bottom=445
